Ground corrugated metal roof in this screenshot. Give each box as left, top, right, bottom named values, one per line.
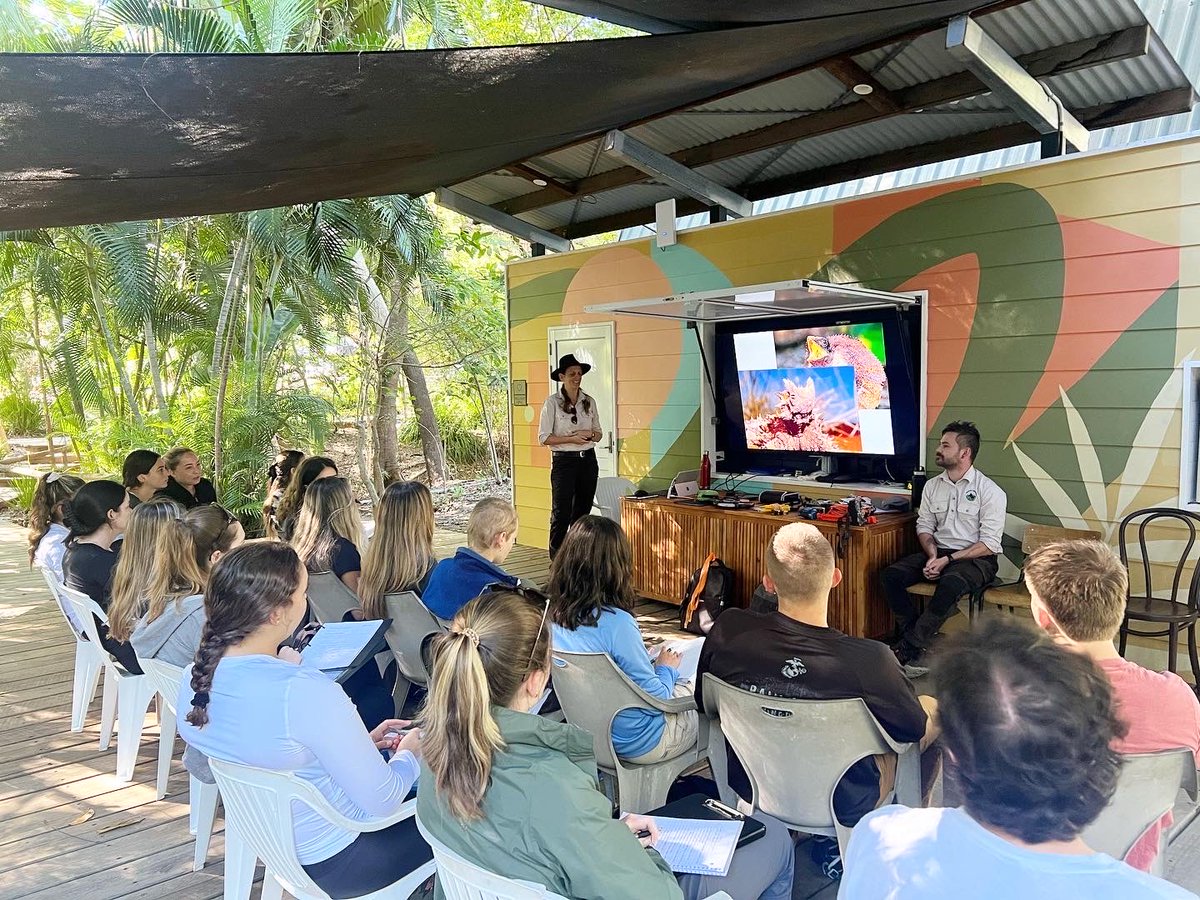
left=446, top=0, right=1195, bottom=239
left=621, top=0, right=1200, bottom=239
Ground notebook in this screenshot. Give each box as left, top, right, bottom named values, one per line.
left=648, top=816, right=741, bottom=877
left=650, top=793, right=766, bottom=848
left=300, top=619, right=391, bottom=684
left=648, top=637, right=705, bottom=683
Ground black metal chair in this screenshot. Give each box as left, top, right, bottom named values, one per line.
left=1118, top=507, right=1200, bottom=685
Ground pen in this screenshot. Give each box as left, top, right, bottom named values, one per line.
left=635, top=829, right=652, bottom=839
left=704, top=798, right=744, bottom=820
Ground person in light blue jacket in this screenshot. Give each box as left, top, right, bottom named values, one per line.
left=548, top=515, right=697, bottom=763
left=176, top=542, right=431, bottom=899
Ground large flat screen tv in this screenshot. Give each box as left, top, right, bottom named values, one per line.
left=714, top=308, right=921, bottom=480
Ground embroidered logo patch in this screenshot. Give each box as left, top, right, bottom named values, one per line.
left=781, top=657, right=807, bottom=678
left=965, top=490, right=978, bottom=502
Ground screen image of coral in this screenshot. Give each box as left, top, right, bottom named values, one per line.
left=732, top=323, right=895, bottom=455
left=738, top=368, right=863, bottom=452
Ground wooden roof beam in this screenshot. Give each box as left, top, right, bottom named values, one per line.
left=823, top=58, right=903, bottom=114
left=497, top=25, right=1151, bottom=217
left=553, top=86, right=1192, bottom=239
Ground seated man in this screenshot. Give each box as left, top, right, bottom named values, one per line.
left=882, top=420, right=1005, bottom=671
left=695, top=522, right=937, bottom=877
left=1025, top=538, right=1200, bottom=872
left=841, top=619, right=1197, bottom=899
left=423, top=497, right=519, bottom=621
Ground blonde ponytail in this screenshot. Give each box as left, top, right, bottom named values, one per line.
left=420, top=590, right=551, bottom=821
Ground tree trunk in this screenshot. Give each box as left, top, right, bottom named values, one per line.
left=85, top=253, right=142, bottom=426
left=144, top=316, right=168, bottom=414
left=394, top=292, right=449, bottom=484
left=29, top=301, right=59, bottom=463
left=470, top=371, right=503, bottom=481
left=375, top=299, right=404, bottom=484
left=212, top=239, right=249, bottom=485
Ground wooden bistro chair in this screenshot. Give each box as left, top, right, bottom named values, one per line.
left=1118, top=508, right=1200, bottom=683
left=973, top=523, right=1101, bottom=616
left=701, top=674, right=921, bottom=860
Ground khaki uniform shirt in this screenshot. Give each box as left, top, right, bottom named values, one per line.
left=916, top=466, right=1006, bottom=554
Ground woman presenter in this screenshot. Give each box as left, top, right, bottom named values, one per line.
left=539, top=353, right=602, bottom=558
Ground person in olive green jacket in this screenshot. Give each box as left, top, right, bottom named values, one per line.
left=416, top=588, right=794, bottom=900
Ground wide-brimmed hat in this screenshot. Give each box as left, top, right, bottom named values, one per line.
left=551, top=353, right=591, bottom=382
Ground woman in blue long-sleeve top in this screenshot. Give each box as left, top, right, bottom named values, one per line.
left=548, top=515, right=698, bottom=763
left=176, top=542, right=431, bottom=899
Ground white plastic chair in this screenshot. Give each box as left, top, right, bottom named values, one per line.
left=210, top=758, right=436, bottom=900
left=58, top=584, right=158, bottom=781
left=38, top=568, right=107, bottom=733
left=701, top=673, right=921, bottom=858
left=1082, top=748, right=1199, bottom=875
left=592, top=477, right=636, bottom=523
left=550, top=650, right=709, bottom=814
left=417, top=816, right=567, bottom=899
left=382, top=591, right=445, bottom=714
left=139, top=656, right=222, bottom=872
left=307, top=571, right=363, bottom=624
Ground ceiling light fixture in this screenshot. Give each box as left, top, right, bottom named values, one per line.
left=532, top=177, right=548, bottom=187
left=852, top=83, right=874, bottom=96
left=582, top=194, right=598, bottom=204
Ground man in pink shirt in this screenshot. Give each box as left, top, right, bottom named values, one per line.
left=1025, top=539, right=1200, bottom=871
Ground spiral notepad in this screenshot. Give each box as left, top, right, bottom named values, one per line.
left=650, top=816, right=742, bottom=877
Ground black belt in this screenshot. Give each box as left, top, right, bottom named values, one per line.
left=553, top=448, right=596, bottom=458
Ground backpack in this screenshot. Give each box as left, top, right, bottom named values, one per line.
left=680, top=554, right=734, bottom=635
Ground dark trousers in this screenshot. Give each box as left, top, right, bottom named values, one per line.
left=549, top=449, right=599, bottom=558
left=882, top=550, right=998, bottom=650
left=302, top=815, right=432, bottom=899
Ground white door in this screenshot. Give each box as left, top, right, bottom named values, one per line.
left=548, top=323, right=617, bottom=479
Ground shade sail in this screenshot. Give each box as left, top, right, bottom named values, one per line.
left=0, top=1, right=990, bottom=230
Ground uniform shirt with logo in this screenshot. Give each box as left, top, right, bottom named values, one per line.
left=916, top=465, right=1006, bottom=554
left=695, top=608, right=927, bottom=825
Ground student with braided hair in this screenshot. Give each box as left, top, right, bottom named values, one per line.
left=175, top=543, right=432, bottom=899
left=417, top=588, right=795, bottom=900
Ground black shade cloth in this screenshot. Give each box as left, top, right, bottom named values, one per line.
left=0, top=2, right=987, bottom=230
left=530, top=0, right=993, bottom=33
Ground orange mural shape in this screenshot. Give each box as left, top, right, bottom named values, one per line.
left=897, top=255, right=981, bottom=427
left=562, top=246, right=682, bottom=428
left=1008, top=215, right=1180, bottom=443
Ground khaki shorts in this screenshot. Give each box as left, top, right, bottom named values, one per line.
left=624, top=681, right=700, bottom=765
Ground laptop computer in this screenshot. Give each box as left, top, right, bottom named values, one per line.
left=668, top=469, right=700, bottom=499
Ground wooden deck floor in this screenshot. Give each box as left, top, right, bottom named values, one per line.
left=3, top=521, right=1197, bottom=900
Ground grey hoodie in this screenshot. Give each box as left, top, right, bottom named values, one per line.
left=130, top=593, right=206, bottom=667
left=130, top=594, right=212, bottom=783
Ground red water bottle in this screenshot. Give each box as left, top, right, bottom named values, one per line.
left=699, top=451, right=711, bottom=489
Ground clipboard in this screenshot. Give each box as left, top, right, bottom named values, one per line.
left=649, top=793, right=766, bottom=848
left=300, top=618, right=392, bottom=684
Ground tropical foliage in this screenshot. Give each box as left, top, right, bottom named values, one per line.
left=0, top=0, right=623, bottom=520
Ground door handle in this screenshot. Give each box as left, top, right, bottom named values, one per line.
left=605, top=431, right=614, bottom=454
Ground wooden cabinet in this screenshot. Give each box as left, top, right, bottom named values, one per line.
left=622, top=498, right=917, bottom=639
